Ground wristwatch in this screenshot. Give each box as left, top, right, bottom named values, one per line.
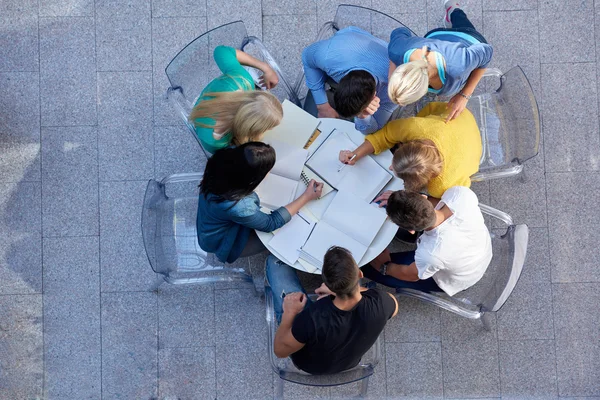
left=381, top=261, right=391, bottom=276
left=459, top=91, right=472, bottom=100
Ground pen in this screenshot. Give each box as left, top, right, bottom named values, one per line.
left=297, top=213, right=310, bottom=224
left=338, top=154, right=356, bottom=172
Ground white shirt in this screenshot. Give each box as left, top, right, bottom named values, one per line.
left=415, top=186, right=492, bottom=296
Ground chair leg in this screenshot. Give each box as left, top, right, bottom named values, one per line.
left=357, top=376, right=369, bottom=398
left=274, top=377, right=284, bottom=400
left=519, top=166, right=528, bottom=183
left=481, top=311, right=493, bottom=331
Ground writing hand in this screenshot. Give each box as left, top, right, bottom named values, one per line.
left=303, top=179, right=323, bottom=201
left=339, top=150, right=357, bottom=165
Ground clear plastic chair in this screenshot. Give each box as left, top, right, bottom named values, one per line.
left=265, top=286, right=382, bottom=399
left=293, top=4, right=416, bottom=105
left=141, top=172, right=261, bottom=292
left=164, top=20, right=300, bottom=157
left=396, top=203, right=529, bottom=331
left=469, top=66, right=541, bottom=181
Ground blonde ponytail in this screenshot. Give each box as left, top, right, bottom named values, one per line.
left=189, top=90, right=283, bottom=146
left=392, top=139, right=443, bottom=192
left=388, top=50, right=429, bottom=106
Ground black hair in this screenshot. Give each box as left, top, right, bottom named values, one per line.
left=322, top=246, right=360, bottom=299
left=333, top=70, right=377, bottom=118
left=199, top=142, right=275, bottom=202
left=386, top=190, right=436, bottom=232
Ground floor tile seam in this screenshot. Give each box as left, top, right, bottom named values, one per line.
left=38, top=15, right=95, bottom=19
left=0, top=292, right=43, bottom=297
left=0, top=69, right=40, bottom=73
left=100, top=289, right=158, bottom=294
left=42, top=234, right=100, bottom=239
left=40, top=123, right=98, bottom=128
left=540, top=61, right=597, bottom=65
left=96, top=69, right=153, bottom=73
left=150, top=15, right=208, bottom=20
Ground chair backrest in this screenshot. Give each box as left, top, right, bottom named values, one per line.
left=294, top=5, right=415, bottom=102
left=265, top=286, right=380, bottom=387
left=469, top=66, right=541, bottom=179
left=396, top=204, right=529, bottom=317
left=141, top=173, right=253, bottom=285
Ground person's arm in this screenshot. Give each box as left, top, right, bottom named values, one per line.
left=301, top=42, right=329, bottom=106
left=234, top=49, right=279, bottom=89
left=371, top=249, right=420, bottom=281
left=284, top=180, right=323, bottom=216
left=339, top=118, right=409, bottom=164
left=273, top=293, right=307, bottom=358
left=339, top=140, right=375, bottom=165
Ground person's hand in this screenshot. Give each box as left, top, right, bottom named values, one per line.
left=259, top=67, right=279, bottom=89
left=282, top=292, right=307, bottom=316
left=357, top=96, right=380, bottom=119
left=373, top=190, right=393, bottom=207
left=339, top=150, right=357, bottom=165
left=445, top=93, right=469, bottom=122
left=317, top=103, right=339, bottom=119
left=315, top=283, right=335, bottom=300
left=303, top=179, right=323, bottom=201
left=372, top=249, right=391, bottom=270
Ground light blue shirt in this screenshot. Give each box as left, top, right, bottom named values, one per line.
left=388, top=27, right=493, bottom=97
left=301, top=26, right=397, bottom=134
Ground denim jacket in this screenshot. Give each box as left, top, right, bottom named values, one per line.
left=196, top=192, right=292, bottom=263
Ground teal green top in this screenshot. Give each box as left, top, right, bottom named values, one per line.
left=193, top=46, right=255, bottom=154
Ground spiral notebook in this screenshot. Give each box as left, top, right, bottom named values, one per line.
left=299, top=167, right=334, bottom=197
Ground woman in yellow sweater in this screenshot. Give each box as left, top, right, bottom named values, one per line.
left=339, top=102, right=481, bottom=198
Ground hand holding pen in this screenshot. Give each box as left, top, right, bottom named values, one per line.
left=338, top=150, right=357, bottom=172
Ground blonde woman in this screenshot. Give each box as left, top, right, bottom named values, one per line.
left=189, top=45, right=282, bottom=154
left=339, top=102, right=481, bottom=199
left=387, top=1, right=493, bottom=122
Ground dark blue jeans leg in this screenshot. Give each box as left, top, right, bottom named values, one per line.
left=361, top=251, right=443, bottom=293
left=425, top=9, right=488, bottom=44
left=265, top=255, right=312, bottom=324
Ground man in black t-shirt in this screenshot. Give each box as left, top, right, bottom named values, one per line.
left=266, top=246, right=398, bottom=375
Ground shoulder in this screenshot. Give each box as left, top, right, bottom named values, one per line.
left=213, top=45, right=236, bottom=60
left=226, top=194, right=260, bottom=216
left=441, top=186, right=479, bottom=214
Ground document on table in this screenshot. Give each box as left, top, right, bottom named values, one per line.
left=262, top=99, right=321, bottom=149
left=305, top=129, right=393, bottom=202
left=299, top=191, right=387, bottom=266
left=268, top=212, right=316, bottom=265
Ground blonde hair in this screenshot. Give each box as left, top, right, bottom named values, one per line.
left=392, top=139, right=443, bottom=192
left=189, top=90, right=283, bottom=146
left=388, top=47, right=430, bottom=106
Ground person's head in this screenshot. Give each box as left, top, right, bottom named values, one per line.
left=321, top=246, right=362, bottom=299
left=333, top=70, right=377, bottom=118
left=386, top=190, right=436, bottom=232
left=199, top=142, right=276, bottom=202
left=189, top=91, right=283, bottom=146
left=391, top=139, right=443, bottom=193
left=387, top=59, right=429, bottom=106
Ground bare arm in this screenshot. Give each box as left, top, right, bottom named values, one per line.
left=445, top=68, right=486, bottom=122
left=388, top=61, right=397, bottom=81
left=339, top=140, right=376, bottom=165
left=273, top=293, right=306, bottom=358
left=284, top=180, right=323, bottom=216
left=386, top=262, right=420, bottom=282
left=234, top=49, right=279, bottom=89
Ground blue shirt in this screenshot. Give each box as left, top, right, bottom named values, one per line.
left=196, top=192, right=291, bottom=263
left=388, top=27, right=493, bottom=97
left=301, top=26, right=398, bottom=134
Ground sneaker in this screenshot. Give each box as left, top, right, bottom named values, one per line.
left=443, top=0, right=460, bottom=28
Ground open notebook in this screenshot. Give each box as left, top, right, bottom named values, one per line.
left=306, top=129, right=393, bottom=202
left=262, top=99, right=321, bottom=149
left=299, top=191, right=387, bottom=267
left=255, top=139, right=308, bottom=209
left=268, top=211, right=316, bottom=265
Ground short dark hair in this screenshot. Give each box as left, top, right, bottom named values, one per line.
left=322, top=246, right=359, bottom=299
left=386, top=190, right=436, bottom=232
left=333, top=70, right=376, bottom=118
left=200, top=142, right=275, bottom=202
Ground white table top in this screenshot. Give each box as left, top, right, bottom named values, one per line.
left=256, top=118, right=404, bottom=274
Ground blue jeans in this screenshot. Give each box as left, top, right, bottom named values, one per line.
left=425, top=9, right=488, bottom=44
left=265, top=255, right=312, bottom=323
left=361, top=251, right=443, bottom=293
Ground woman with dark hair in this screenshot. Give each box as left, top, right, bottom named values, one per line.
left=197, top=142, right=323, bottom=263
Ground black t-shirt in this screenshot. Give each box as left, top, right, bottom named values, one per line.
left=290, top=288, right=396, bottom=375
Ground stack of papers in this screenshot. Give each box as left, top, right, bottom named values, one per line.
left=268, top=212, right=316, bottom=265
left=262, top=99, right=321, bottom=149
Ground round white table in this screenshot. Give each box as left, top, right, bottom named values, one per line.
left=256, top=118, right=404, bottom=274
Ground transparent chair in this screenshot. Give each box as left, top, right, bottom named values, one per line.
left=294, top=4, right=417, bottom=106
left=469, top=66, right=541, bottom=181
left=141, top=172, right=261, bottom=292
left=396, top=204, right=529, bottom=331
left=265, top=286, right=382, bottom=399
left=165, top=20, right=300, bottom=157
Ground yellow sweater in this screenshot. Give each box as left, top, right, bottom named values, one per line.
left=365, top=102, right=482, bottom=198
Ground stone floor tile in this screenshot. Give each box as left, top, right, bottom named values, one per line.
left=384, top=12, right=429, bottom=37
left=41, top=126, right=98, bottom=237
left=384, top=296, right=441, bottom=342
left=96, top=0, right=152, bottom=71
left=43, top=236, right=101, bottom=400
left=546, top=172, right=600, bottom=283
left=497, top=279, right=554, bottom=340
left=374, top=0, right=427, bottom=15
left=0, top=72, right=40, bottom=183
left=263, top=15, right=318, bottom=88
left=263, top=0, right=317, bottom=15
left=552, top=283, right=600, bottom=341
left=483, top=0, right=538, bottom=10
left=427, top=0, right=482, bottom=32
left=556, top=339, right=600, bottom=397
left=158, top=346, right=216, bottom=399
left=208, top=0, right=262, bottom=38
left=101, top=291, right=158, bottom=399
left=275, top=374, right=331, bottom=399
left=152, top=17, right=208, bottom=126
left=99, top=180, right=158, bottom=292
left=98, top=71, right=153, bottom=128
left=154, top=125, right=207, bottom=177
left=0, top=13, right=38, bottom=72
left=316, top=0, right=372, bottom=27
left=0, top=182, right=42, bottom=295
left=440, top=308, right=497, bottom=342
left=98, top=125, right=154, bottom=181
left=153, top=0, right=206, bottom=17
left=542, top=64, right=599, bottom=172
left=385, top=341, right=443, bottom=398
left=39, top=0, right=94, bottom=16
left=0, top=0, right=38, bottom=13
left=214, top=288, right=266, bottom=345
left=442, top=335, right=501, bottom=398
left=158, top=285, right=215, bottom=348
left=0, top=294, right=43, bottom=399
left=539, top=0, right=595, bottom=63
left=39, top=17, right=97, bottom=127
left=499, top=340, right=558, bottom=399
left=518, top=227, right=551, bottom=283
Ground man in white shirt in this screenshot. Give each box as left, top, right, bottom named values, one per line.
left=364, top=186, right=492, bottom=295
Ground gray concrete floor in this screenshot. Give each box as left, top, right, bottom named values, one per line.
left=1, top=0, right=599, bottom=399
